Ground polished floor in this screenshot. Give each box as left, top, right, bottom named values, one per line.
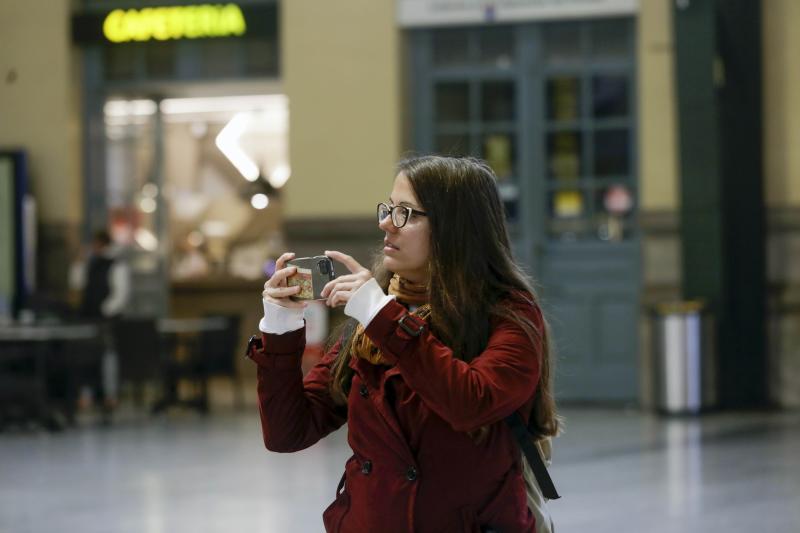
left=1, top=407, right=798, bottom=533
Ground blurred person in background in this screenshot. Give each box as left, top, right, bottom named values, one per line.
left=250, top=156, right=559, bottom=532
left=68, top=229, right=130, bottom=416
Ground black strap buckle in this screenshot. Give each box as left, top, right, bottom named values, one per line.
left=245, top=334, right=262, bottom=358
left=398, top=315, right=425, bottom=337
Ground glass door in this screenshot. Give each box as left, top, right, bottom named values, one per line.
left=100, top=94, right=290, bottom=316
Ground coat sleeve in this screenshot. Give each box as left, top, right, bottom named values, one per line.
left=248, top=327, right=347, bottom=452
left=363, top=299, right=542, bottom=433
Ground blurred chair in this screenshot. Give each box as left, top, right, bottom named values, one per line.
left=112, top=318, right=163, bottom=407
left=25, top=291, right=79, bottom=323
left=152, top=314, right=242, bottom=414
left=0, top=343, right=43, bottom=429
left=195, top=314, right=243, bottom=409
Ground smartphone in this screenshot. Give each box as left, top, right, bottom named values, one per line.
left=286, top=255, right=336, bottom=300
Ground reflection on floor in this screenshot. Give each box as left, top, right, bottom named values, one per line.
left=1, top=408, right=798, bottom=533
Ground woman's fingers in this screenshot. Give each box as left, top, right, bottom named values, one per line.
left=325, top=250, right=366, bottom=274
left=320, top=274, right=360, bottom=297
left=263, top=285, right=301, bottom=299
left=266, top=266, right=298, bottom=288
left=260, top=252, right=306, bottom=309
left=327, top=288, right=349, bottom=308
left=324, top=281, right=362, bottom=307
left=262, top=285, right=306, bottom=309
left=320, top=250, right=374, bottom=306
left=275, top=252, right=296, bottom=271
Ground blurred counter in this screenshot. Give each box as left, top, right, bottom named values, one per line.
left=170, top=276, right=265, bottom=383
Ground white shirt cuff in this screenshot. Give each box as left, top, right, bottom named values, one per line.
left=259, top=299, right=305, bottom=334
left=344, top=278, right=395, bottom=327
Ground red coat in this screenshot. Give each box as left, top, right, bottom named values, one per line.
left=248, top=295, right=543, bottom=532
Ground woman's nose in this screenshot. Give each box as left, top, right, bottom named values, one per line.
left=378, top=215, right=396, bottom=232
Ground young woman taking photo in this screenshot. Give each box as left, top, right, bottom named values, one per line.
left=249, top=155, right=559, bottom=532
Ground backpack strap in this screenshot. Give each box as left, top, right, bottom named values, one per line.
left=505, top=412, right=561, bottom=500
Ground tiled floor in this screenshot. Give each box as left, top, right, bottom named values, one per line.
left=1, top=408, right=798, bottom=533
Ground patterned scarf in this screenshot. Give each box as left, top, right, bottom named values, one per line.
left=352, top=275, right=431, bottom=365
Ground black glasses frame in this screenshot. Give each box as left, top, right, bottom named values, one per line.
left=377, top=202, right=427, bottom=228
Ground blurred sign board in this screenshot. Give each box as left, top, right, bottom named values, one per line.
left=397, top=0, right=637, bottom=27
left=102, top=4, right=246, bottom=43
left=73, top=3, right=277, bottom=45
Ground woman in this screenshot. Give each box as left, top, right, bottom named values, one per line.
left=250, top=155, right=559, bottom=532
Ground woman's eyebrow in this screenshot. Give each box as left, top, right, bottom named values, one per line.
left=390, top=197, right=420, bottom=209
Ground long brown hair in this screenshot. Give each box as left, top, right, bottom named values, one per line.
left=328, top=155, right=559, bottom=439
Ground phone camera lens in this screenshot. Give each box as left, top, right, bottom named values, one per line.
left=318, top=260, right=330, bottom=275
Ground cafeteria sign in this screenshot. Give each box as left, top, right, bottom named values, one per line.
left=103, top=4, right=246, bottom=43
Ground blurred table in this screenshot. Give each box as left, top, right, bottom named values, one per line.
left=0, top=323, right=101, bottom=430
left=0, top=323, right=99, bottom=342
left=157, top=317, right=227, bottom=335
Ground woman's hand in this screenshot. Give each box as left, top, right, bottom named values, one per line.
left=321, top=250, right=373, bottom=308
left=262, top=252, right=306, bottom=309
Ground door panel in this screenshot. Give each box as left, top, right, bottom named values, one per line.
left=539, top=243, right=639, bottom=401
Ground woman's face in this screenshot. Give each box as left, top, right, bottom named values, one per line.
left=379, top=173, right=431, bottom=283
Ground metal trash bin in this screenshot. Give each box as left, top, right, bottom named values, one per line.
left=652, top=301, right=717, bottom=414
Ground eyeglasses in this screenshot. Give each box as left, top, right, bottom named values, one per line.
left=377, top=202, right=427, bottom=228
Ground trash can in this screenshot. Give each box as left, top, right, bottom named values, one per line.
left=652, top=301, right=717, bottom=414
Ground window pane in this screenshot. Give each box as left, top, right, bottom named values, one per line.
left=592, top=75, right=628, bottom=118
left=594, top=214, right=630, bottom=241
left=596, top=185, right=634, bottom=217
left=435, top=82, right=470, bottom=122
left=198, top=39, right=240, bottom=78
left=551, top=190, right=585, bottom=217
left=591, top=19, right=629, bottom=61
left=478, top=27, right=514, bottom=67
left=594, top=184, right=634, bottom=241
left=433, top=29, right=471, bottom=66
left=548, top=190, right=589, bottom=241
left=504, top=197, right=519, bottom=224
left=481, top=133, right=516, bottom=180
left=547, top=76, right=581, bottom=121
left=593, top=129, right=630, bottom=176
left=542, top=23, right=581, bottom=64
left=481, top=81, right=515, bottom=121
left=435, top=133, right=470, bottom=156
left=145, top=41, right=176, bottom=78
left=244, top=38, right=278, bottom=76
left=104, top=44, right=140, bottom=81
left=547, top=131, right=583, bottom=180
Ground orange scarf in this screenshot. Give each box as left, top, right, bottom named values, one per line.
left=352, top=275, right=431, bottom=365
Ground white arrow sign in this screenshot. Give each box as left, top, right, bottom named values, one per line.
left=215, top=112, right=259, bottom=182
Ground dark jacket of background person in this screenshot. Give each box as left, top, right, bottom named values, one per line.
left=80, top=254, right=115, bottom=318
left=248, top=295, right=543, bottom=533
left=70, top=233, right=130, bottom=321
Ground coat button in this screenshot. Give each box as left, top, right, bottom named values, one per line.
left=405, top=466, right=418, bottom=481
left=361, top=460, right=372, bottom=475
left=359, top=384, right=368, bottom=398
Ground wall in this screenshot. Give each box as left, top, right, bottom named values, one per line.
left=638, top=0, right=679, bottom=214
left=281, top=0, right=401, bottom=221
left=763, top=0, right=800, bottom=407
left=0, top=0, right=82, bottom=292
left=763, top=0, right=800, bottom=209
left=636, top=0, right=681, bottom=407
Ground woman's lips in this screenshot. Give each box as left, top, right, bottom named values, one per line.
left=384, top=240, right=399, bottom=252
